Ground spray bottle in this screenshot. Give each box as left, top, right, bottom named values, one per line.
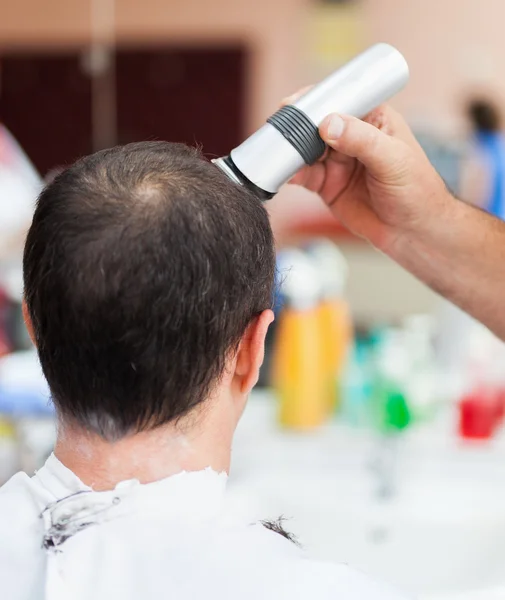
left=306, top=240, right=352, bottom=414
left=273, top=248, right=327, bottom=429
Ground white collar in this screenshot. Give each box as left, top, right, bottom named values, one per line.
left=35, top=453, right=92, bottom=499
left=34, top=453, right=228, bottom=525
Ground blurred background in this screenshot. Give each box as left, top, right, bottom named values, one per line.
left=3, top=1, right=505, bottom=599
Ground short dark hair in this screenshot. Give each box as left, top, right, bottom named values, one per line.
left=24, top=142, right=275, bottom=440
left=467, top=99, right=501, bottom=133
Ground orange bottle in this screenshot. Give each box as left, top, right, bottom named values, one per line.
left=273, top=249, right=326, bottom=430
left=307, top=240, right=352, bottom=414
left=317, top=298, right=352, bottom=412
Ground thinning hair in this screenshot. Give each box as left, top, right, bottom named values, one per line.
left=24, top=141, right=275, bottom=440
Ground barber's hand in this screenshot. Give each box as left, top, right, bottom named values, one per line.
left=288, top=103, right=449, bottom=253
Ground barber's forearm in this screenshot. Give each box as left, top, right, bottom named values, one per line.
left=389, top=193, right=505, bottom=340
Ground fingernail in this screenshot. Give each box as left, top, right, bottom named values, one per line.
left=327, top=115, right=345, bottom=140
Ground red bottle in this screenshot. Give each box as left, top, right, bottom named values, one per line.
left=459, top=387, right=502, bottom=440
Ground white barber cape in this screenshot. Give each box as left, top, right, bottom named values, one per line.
left=0, top=454, right=410, bottom=600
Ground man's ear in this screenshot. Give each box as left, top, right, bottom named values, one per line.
left=235, top=309, right=274, bottom=395
left=22, top=299, right=36, bottom=347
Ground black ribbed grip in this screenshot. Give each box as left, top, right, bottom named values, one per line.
left=267, top=105, right=326, bottom=165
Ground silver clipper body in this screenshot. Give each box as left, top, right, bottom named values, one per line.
left=213, top=43, right=409, bottom=200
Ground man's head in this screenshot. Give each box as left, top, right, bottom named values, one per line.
left=467, top=98, right=501, bottom=133
left=23, top=142, right=275, bottom=442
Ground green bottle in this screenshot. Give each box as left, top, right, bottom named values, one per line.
left=371, top=328, right=412, bottom=433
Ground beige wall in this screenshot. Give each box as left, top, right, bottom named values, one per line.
left=363, top=0, right=505, bottom=135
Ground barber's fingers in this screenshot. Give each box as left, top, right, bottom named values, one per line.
left=291, top=162, right=326, bottom=193
left=365, top=104, right=422, bottom=151
left=319, top=112, right=403, bottom=180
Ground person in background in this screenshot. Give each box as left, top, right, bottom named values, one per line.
left=461, top=98, right=505, bottom=219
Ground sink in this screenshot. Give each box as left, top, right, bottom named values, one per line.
left=227, top=394, right=505, bottom=599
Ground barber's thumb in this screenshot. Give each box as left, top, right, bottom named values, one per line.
left=319, top=113, right=396, bottom=177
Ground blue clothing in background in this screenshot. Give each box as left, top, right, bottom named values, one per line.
left=475, top=131, right=505, bottom=219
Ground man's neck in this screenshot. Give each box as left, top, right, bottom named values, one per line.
left=54, top=412, right=233, bottom=491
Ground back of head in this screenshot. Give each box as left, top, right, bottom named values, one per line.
left=23, top=142, right=275, bottom=440
left=467, top=98, right=502, bottom=133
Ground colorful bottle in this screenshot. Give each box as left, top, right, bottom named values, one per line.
left=341, top=339, right=373, bottom=427
left=371, top=328, right=411, bottom=433
left=402, top=314, right=438, bottom=422
left=459, top=387, right=501, bottom=440
left=453, top=321, right=505, bottom=438
left=306, top=240, right=352, bottom=414
left=273, top=249, right=326, bottom=430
